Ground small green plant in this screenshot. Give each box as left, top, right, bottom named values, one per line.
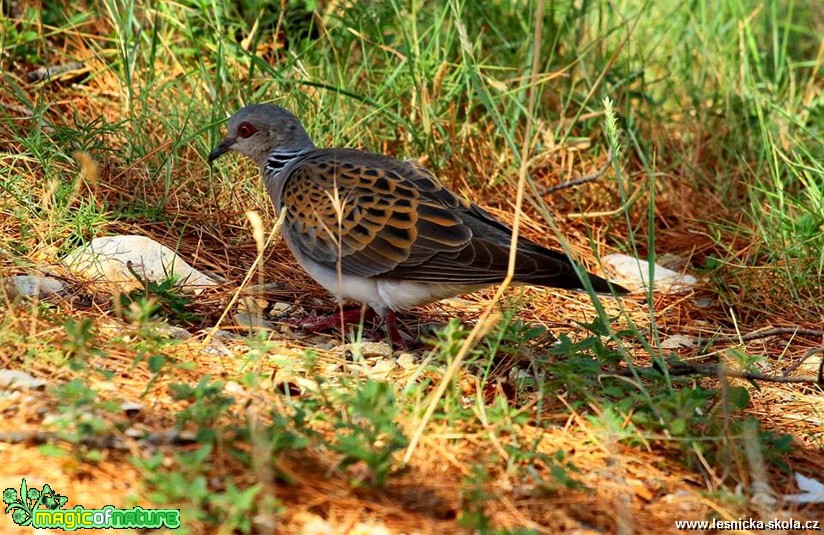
left=131, top=351, right=170, bottom=396
left=134, top=447, right=275, bottom=534
left=458, top=463, right=494, bottom=532
left=120, top=276, right=201, bottom=325
left=327, top=378, right=408, bottom=486
left=169, top=377, right=235, bottom=443
left=206, top=482, right=264, bottom=534
left=541, top=322, right=629, bottom=402
left=62, top=318, right=104, bottom=363
left=132, top=447, right=213, bottom=532
left=0, top=8, right=42, bottom=65
left=47, top=378, right=119, bottom=458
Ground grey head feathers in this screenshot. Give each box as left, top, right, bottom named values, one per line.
left=208, top=104, right=315, bottom=169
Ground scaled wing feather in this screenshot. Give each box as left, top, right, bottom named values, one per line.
left=279, top=149, right=577, bottom=285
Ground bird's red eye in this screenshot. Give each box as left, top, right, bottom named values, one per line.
left=237, top=122, right=256, bottom=139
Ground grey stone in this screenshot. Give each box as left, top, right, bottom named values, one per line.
left=233, top=312, right=276, bottom=331
left=395, top=352, right=418, bottom=370
left=203, top=339, right=233, bottom=357
left=660, top=334, right=698, bottom=349
left=63, top=235, right=217, bottom=293
left=245, top=282, right=286, bottom=293
left=211, top=329, right=239, bottom=340
left=154, top=324, right=193, bottom=340
left=0, top=370, right=48, bottom=391
left=603, top=254, right=697, bottom=294
left=340, top=341, right=393, bottom=360
left=3, top=275, right=67, bottom=299
left=121, top=401, right=144, bottom=417
left=234, top=296, right=276, bottom=331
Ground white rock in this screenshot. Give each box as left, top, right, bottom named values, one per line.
left=3, top=275, right=67, bottom=298
left=366, top=358, right=396, bottom=381
left=203, top=339, right=234, bottom=357
left=154, top=324, right=192, bottom=340
left=0, top=370, right=47, bottom=390
left=660, top=334, right=698, bottom=349
left=124, top=428, right=143, bottom=439
left=224, top=381, right=246, bottom=395
left=121, top=401, right=144, bottom=417
left=269, top=302, right=292, bottom=315
left=233, top=312, right=276, bottom=331
left=603, top=254, right=697, bottom=294
left=341, top=341, right=393, bottom=360
left=395, top=352, right=417, bottom=370
left=63, top=235, right=217, bottom=293
left=784, top=473, right=824, bottom=504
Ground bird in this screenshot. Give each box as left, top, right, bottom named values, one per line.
left=209, top=103, right=627, bottom=347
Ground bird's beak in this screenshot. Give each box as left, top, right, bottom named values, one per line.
left=208, top=137, right=236, bottom=164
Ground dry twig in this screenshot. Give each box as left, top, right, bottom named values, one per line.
left=616, top=359, right=824, bottom=385
left=709, top=327, right=823, bottom=343
left=538, top=148, right=613, bottom=195
left=0, top=429, right=198, bottom=448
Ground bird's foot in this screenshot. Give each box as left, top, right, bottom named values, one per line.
left=281, top=307, right=376, bottom=334
left=383, top=310, right=419, bottom=351
left=280, top=307, right=419, bottom=351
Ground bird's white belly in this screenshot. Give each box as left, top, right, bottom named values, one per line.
left=300, top=255, right=381, bottom=307
left=291, top=245, right=482, bottom=313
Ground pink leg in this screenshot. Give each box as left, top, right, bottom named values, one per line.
left=383, top=309, right=410, bottom=349
left=284, top=307, right=376, bottom=334
left=282, top=306, right=415, bottom=349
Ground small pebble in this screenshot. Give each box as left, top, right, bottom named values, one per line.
left=211, top=329, right=238, bottom=340
left=224, top=381, right=246, bottom=395
left=245, top=282, right=286, bottom=293
left=2, top=275, right=67, bottom=299
left=0, top=370, right=48, bottom=391
left=660, top=334, right=698, bottom=349
left=366, top=358, right=395, bottom=380
left=340, top=341, right=393, bottom=360
left=203, top=339, right=233, bottom=357
left=154, top=324, right=192, bottom=340
left=121, top=401, right=144, bottom=417
left=603, top=254, right=697, bottom=294
left=395, top=352, right=417, bottom=370
left=269, top=302, right=292, bottom=315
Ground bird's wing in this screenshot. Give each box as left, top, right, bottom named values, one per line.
left=279, top=149, right=576, bottom=284
left=390, top=158, right=576, bottom=283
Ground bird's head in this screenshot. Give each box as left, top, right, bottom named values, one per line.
left=208, top=104, right=315, bottom=168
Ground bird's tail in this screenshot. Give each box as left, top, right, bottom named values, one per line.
left=581, top=271, right=628, bottom=295
left=517, top=246, right=628, bottom=295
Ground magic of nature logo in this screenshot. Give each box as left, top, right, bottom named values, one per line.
left=3, top=479, right=180, bottom=530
